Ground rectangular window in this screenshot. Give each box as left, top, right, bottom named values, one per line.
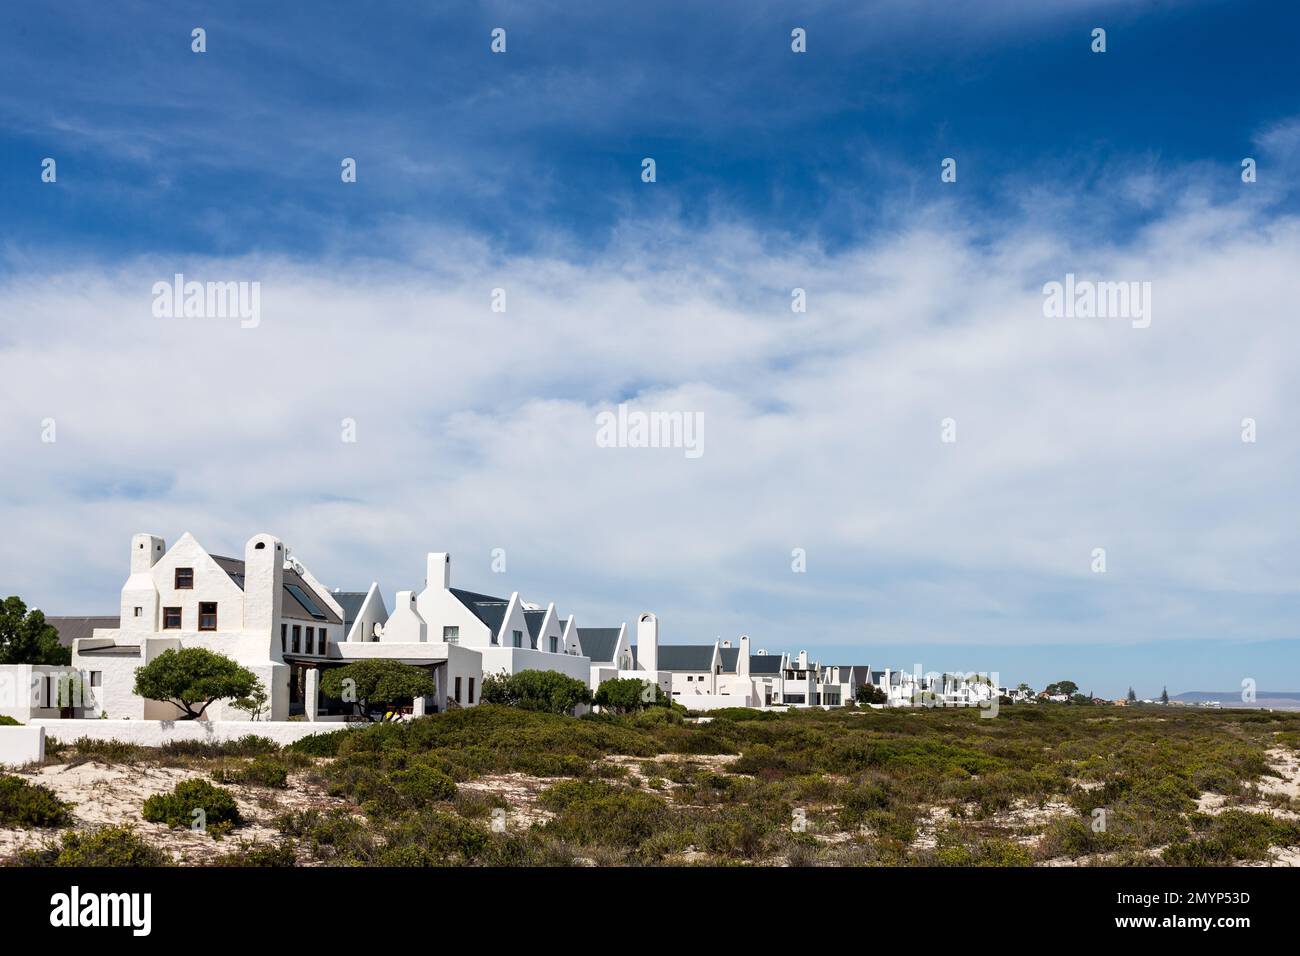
left=454, top=676, right=462, bottom=703
left=292, top=625, right=301, bottom=653
left=468, top=678, right=475, bottom=704
left=318, top=629, right=327, bottom=656
left=281, top=623, right=287, bottom=653
left=175, top=567, right=194, bottom=589
left=443, top=625, right=459, bottom=643
left=491, top=631, right=499, bottom=646
left=549, top=636, right=558, bottom=653
left=133, top=606, right=141, bottom=618
left=513, top=630, right=523, bottom=648
left=90, top=671, right=102, bottom=687
left=163, top=606, right=181, bottom=629
left=306, top=626, right=315, bottom=655
left=198, top=602, right=217, bottom=631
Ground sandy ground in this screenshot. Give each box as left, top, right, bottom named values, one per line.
left=0, top=760, right=338, bottom=864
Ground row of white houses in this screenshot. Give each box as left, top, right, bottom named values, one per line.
left=0, top=531, right=1006, bottom=723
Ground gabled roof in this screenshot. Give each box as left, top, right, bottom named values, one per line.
left=210, top=555, right=342, bottom=625
left=749, top=654, right=783, bottom=675
left=719, top=647, right=740, bottom=673
left=831, top=665, right=872, bottom=684
left=46, top=616, right=119, bottom=648
left=523, top=608, right=547, bottom=640
left=654, top=644, right=717, bottom=672
left=450, top=587, right=510, bottom=637
left=333, top=590, right=387, bottom=635
left=577, top=627, right=622, bottom=663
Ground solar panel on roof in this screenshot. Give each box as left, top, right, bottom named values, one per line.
left=285, top=583, right=327, bottom=619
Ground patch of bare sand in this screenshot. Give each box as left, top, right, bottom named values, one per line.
left=1195, top=747, right=1300, bottom=821
left=0, top=761, right=340, bottom=864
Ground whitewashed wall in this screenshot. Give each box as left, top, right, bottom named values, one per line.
left=0, top=726, right=45, bottom=766
left=29, top=718, right=354, bottom=747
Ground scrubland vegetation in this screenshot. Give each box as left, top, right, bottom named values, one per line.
left=2, top=704, right=1299, bottom=867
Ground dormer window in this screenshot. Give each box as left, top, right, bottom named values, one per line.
left=175, top=567, right=194, bottom=589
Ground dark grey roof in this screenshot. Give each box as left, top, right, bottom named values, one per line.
left=46, top=616, right=118, bottom=648
left=450, top=588, right=510, bottom=638
left=333, top=590, right=386, bottom=635
left=653, top=644, right=717, bottom=672
left=831, top=665, right=872, bottom=684
left=577, top=627, right=622, bottom=663
left=871, top=670, right=887, bottom=684
left=210, top=555, right=342, bottom=625
left=523, top=609, right=547, bottom=640
left=719, top=647, right=740, bottom=673
left=749, top=654, right=783, bottom=675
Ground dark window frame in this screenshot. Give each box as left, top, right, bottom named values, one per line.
left=163, top=606, right=182, bottom=629
left=292, top=625, right=301, bottom=653
left=198, top=602, right=217, bottom=631
left=174, top=567, right=194, bottom=589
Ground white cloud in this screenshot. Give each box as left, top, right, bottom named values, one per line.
left=2, top=192, right=1299, bottom=651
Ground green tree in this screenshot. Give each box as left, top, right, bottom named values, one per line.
left=319, top=660, right=436, bottom=721
left=231, top=680, right=269, bottom=721
left=855, top=683, right=887, bottom=705
left=1044, top=680, right=1079, bottom=698
left=1160, top=685, right=1170, bottom=705
left=0, top=597, right=69, bottom=665
left=1127, top=687, right=1137, bottom=703
left=594, top=676, right=665, bottom=713
left=481, top=669, right=592, bottom=714
left=132, top=647, right=258, bottom=720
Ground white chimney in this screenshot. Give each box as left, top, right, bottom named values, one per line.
left=722, top=639, right=731, bottom=648
left=121, top=533, right=165, bottom=634
left=739, top=635, right=750, bottom=676
left=427, top=552, right=451, bottom=590
left=637, top=612, right=658, bottom=672
left=244, top=533, right=284, bottom=635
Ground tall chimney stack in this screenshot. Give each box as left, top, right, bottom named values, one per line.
left=637, top=612, right=658, bottom=672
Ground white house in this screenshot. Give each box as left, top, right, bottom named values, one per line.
left=399, top=552, right=592, bottom=687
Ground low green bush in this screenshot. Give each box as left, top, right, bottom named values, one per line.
left=0, top=773, right=71, bottom=827
left=18, top=826, right=167, bottom=867
left=142, top=778, right=242, bottom=834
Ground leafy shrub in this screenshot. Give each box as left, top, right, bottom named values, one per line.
left=69, top=737, right=147, bottom=762
left=213, top=841, right=297, bottom=866
left=18, top=826, right=167, bottom=867
left=218, top=756, right=290, bottom=789
left=142, top=778, right=242, bottom=834
left=0, top=715, right=21, bottom=726
left=0, top=773, right=71, bottom=827
left=289, top=729, right=348, bottom=757
left=159, top=735, right=279, bottom=759
left=482, top=670, right=593, bottom=714
left=594, top=677, right=666, bottom=713
left=541, top=779, right=674, bottom=850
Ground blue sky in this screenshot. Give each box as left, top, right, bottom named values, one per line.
left=2, top=0, right=1299, bottom=697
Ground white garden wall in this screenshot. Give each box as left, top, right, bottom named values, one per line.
left=0, top=726, right=46, bottom=767
left=28, top=719, right=354, bottom=748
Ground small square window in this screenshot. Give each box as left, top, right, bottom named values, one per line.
left=443, top=625, right=459, bottom=643
left=175, top=567, right=194, bottom=589
left=198, top=602, right=217, bottom=631
left=90, top=671, right=102, bottom=687
left=163, top=607, right=181, bottom=629
left=133, top=606, right=142, bottom=617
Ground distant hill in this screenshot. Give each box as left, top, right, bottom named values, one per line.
left=1173, top=691, right=1300, bottom=710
